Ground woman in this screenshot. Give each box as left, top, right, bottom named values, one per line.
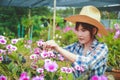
left=43, top=5, right=108, bottom=79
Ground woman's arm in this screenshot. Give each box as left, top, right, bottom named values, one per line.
left=57, top=47, right=77, bottom=62
left=43, top=40, right=108, bottom=70
left=43, top=40, right=77, bottom=62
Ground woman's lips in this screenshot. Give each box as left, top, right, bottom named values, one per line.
left=78, top=38, right=84, bottom=40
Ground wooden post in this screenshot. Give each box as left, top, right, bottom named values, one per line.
left=52, top=0, right=56, bottom=39
left=28, top=8, right=33, bottom=40
left=48, top=25, right=51, bottom=40
left=72, top=7, right=75, bottom=15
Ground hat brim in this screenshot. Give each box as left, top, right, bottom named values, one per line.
left=64, top=15, right=108, bottom=36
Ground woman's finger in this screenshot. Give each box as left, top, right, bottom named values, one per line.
left=43, top=42, right=47, bottom=50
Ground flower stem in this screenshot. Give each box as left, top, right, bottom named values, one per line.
left=66, top=74, right=68, bottom=80
left=51, top=72, right=54, bottom=80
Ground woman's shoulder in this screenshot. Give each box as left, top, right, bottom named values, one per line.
left=96, top=40, right=108, bottom=50
left=92, top=39, right=108, bottom=49
left=98, top=41, right=108, bottom=47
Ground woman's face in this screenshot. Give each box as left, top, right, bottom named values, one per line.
left=75, top=24, right=93, bottom=44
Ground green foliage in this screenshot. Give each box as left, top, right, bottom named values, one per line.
left=31, top=7, right=52, bottom=16
left=21, top=17, right=34, bottom=28
left=56, top=16, right=65, bottom=29
left=61, top=30, right=77, bottom=46
left=0, top=7, right=28, bottom=36
left=54, top=30, right=77, bottom=47
left=39, top=27, right=49, bottom=41
left=98, top=32, right=120, bottom=69
left=56, top=7, right=73, bottom=17
left=0, top=37, right=33, bottom=79
left=0, top=6, right=52, bottom=38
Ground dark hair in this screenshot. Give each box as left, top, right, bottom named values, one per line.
left=75, top=22, right=98, bottom=38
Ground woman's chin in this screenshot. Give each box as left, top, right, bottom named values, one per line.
left=78, top=40, right=85, bottom=44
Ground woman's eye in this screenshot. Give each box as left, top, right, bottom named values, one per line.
left=82, top=29, right=86, bottom=32
left=75, top=29, right=79, bottom=32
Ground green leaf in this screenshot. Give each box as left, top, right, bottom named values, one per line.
left=12, top=66, right=19, bottom=74
left=8, top=62, right=15, bottom=71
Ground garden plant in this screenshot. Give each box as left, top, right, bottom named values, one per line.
left=0, top=23, right=120, bottom=80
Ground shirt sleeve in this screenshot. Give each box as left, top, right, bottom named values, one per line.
left=63, top=43, right=77, bottom=51
left=53, top=43, right=76, bottom=54
left=73, top=43, right=108, bottom=70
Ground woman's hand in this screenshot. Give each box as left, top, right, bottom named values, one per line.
left=43, top=40, right=77, bottom=63
left=43, top=40, right=59, bottom=51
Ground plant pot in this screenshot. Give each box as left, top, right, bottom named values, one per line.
left=105, top=72, right=120, bottom=80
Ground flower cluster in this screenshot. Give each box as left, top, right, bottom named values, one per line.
left=91, top=75, right=108, bottom=80
left=25, top=40, right=86, bottom=80
left=0, top=35, right=19, bottom=63
left=114, top=23, right=120, bottom=39
left=0, top=37, right=109, bottom=80
left=63, top=26, right=74, bottom=33
left=44, top=59, right=58, bottom=72
left=19, top=72, right=30, bottom=80
left=0, top=75, right=7, bottom=80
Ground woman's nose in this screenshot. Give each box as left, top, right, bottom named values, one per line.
left=76, top=31, right=83, bottom=36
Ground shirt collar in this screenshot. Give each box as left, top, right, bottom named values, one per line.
left=76, top=39, right=99, bottom=48
left=76, top=41, right=83, bottom=47
left=90, top=39, right=99, bottom=48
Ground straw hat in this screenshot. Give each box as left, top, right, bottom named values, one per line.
left=65, top=5, right=108, bottom=36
